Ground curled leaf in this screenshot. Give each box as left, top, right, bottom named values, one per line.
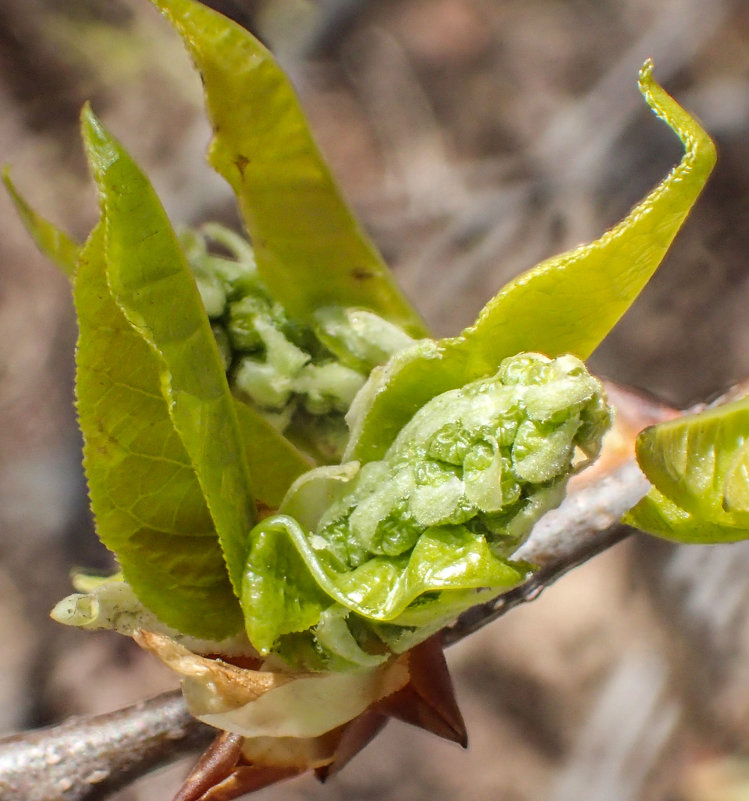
left=345, top=61, right=716, bottom=464
left=625, top=397, right=749, bottom=543
left=242, top=353, right=609, bottom=658
left=51, top=577, right=256, bottom=657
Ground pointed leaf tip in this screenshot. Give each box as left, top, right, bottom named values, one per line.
left=345, top=63, right=716, bottom=463
left=86, top=124, right=258, bottom=597
left=149, top=0, right=428, bottom=337
left=80, top=103, right=121, bottom=179
left=637, top=59, right=716, bottom=174
left=3, top=166, right=81, bottom=276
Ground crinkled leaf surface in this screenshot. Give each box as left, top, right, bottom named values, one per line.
left=244, top=352, right=605, bottom=657
left=74, top=225, right=242, bottom=639
left=242, top=514, right=526, bottom=654
left=82, top=107, right=257, bottom=596
left=625, top=397, right=749, bottom=543
left=3, top=168, right=81, bottom=276
left=151, top=0, right=428, bottom=338
left=345, top=61, right=716, bottom=463
left=241, top=516, right=331, bottom=655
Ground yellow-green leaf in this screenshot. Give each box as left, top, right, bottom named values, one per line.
left=74, top=225, right=242, bottom=639
left=233, top=398, right=313, bottom=511
left=625, top=489, right=749, bottom=544
left=7, top=161, right=308, bottom=512
left=150, top=0, right=428, bottom=338
left=625, top=397, right=749, bottom=543
left=3, top=167, right=81, bottom=276
left=346, top=61, right=716, bottom=463
left=81, top=105, right=256, bottom=595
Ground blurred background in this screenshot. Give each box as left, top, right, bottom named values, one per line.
left=2, top=0, right=749, bottom=799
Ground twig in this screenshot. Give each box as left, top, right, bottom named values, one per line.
left=0, top=692, right=213, bottom=801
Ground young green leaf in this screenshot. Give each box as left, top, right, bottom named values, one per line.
left=345, top=61, right=716, bottom=463
left=242, top=515, right=332, bottom=655
left=625, top=397, right=749, bottom=543
left=624, top=488, right=749, bottom=544
left=180, top=223, right=382, bottom=466
left=81, top=105, right=256, bottom=596
left=150, top=0, right=428, bottom=339
left=6, top=179, right=312, bottom=508
left=74, top=225, right=243, bottom=639
left=233, top=398, right=314, bottom=511
left=243, top=515, right=526, bottom=655
left=52, top=573, right=256, bottom=657
left=3, top=167, right=81, bottom=276
left=242, top=353, right=609, bottom=657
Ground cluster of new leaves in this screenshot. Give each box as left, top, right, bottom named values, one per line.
left=12, top=0, right=749, bottom=796
left=245, top=352, right=611, bottom=664
left=5, top=0, right=736, bottom=703
left=183, top=224, right=414, bottom=463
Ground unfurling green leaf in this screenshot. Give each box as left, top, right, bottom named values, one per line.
left=242, top=353, right=611, bottom=660
left=151, top=0, right=428, bottom=339
left=625, top=397, right=749, bottom=543
left=345, top=60, right=716, bottom=464
left=183, top=223, right=413, bottom=464
left=16, top=0, right=715, bottom=693
left=51, top=573, right=256, bottom=657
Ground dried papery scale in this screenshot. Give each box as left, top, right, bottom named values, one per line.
left=166, top=635, right=464, bottom=801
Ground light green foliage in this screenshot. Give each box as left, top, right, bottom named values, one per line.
left=81, top=107, right=257, bottom=597
left=181, top=224, right=414, bottom=462
left=6, top=0, right=723, bottom=673
left=74, top=224, right=243, bottom=639
left=233, top=400, right=314, bottom=511
left=314, top=307, right=416, bottom=374
left=151, top=0, right=429, bottom=339
left=242, top=353, right=611, bottom=661
left=344, top=60, right=717, bottom=465
left=625, top=398, right=749, bottom=543
left=50, top=573, right=255, bottom=657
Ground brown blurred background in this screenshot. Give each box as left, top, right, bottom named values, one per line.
left=2, top=1, right=749, bottom=799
